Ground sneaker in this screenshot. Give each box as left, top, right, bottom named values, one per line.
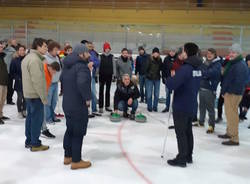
left=218, top=134, right=231, bottom=139
left=42, top=130, right=56, bottom=139
left=0, top=119, right=4, bottom=125
left=168, top=125, right=175, bottom=129
left=71, top=160, right=92, bottom=170
left=167, top=158, right=186, bottom=168
left=147, top=109, right=152, bottom=112
left=30, top=144, right=49, bottom=152
left=1, top=116, right=10, bottom=120
left=88, top=114, right=95, bottom=118
left=25, top=144, right=32, bottom=149
left=7, top=102, right=15, bottom=105
left=222, top=140, right=239, bottom=146
left=64, top=157, right=72, bottom=165
left=248, top=125, right=250, bottom=129
left=55, top=113, right=64, bottom=118
left=105, top=107, right=112, bottom=112
left=53, top=118, right=61, bottom=123
left=215, top=117, right=223, bottom=123
left=92, top=112, right=102, bottom=116
left=206, top=126, right=214, bottom=134
left=153, top=108, right=158, bottom=112
left=162, top=108, right=169, bottom=113
left=192, top=122, right=204, bottom=127
left=99, top=108, right=103, bottom=113
left=130, top=113, right=135, bottom=120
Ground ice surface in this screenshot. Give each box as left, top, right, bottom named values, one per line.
left=1, top=84, right=250, bottom=184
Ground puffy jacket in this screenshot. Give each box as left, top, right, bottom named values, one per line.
left=221, top=56, right=248, bottom=95
left=21, top=50, right=47, bottom=104
left=10, top=56, right=25, bottom=92
left=0, top=52, right=8, bottom=86
left=61, top=53, right=91, bottom=114
left=145, top=56, right=163, bottom=80
left=166, top=56, right=202, bottom=115
left=200, top=57, right=222, bottom=92
left=135, top=53, right=150, bottom=75
left=114, top=81, right=140, bottom=110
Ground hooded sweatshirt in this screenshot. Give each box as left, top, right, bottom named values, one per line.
left=44, top=52, right=61, bottom=83
left=166, top=56, right=202, bottom=115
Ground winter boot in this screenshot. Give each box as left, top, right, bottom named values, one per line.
left=167, top=158, right=186, bottom=168
left=30, top=145, right=49, bottom=152
left=71, top=160, right=92, bottom=170
left=206, top=126, right=214, bottom=134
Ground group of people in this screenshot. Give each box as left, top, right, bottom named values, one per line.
left=0, top=37, right=249, bottom=169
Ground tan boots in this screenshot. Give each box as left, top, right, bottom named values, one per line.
left=64, top=157, right=92, bottom=170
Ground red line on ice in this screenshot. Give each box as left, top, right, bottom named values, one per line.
left=118, top=122, right=153, bottom=184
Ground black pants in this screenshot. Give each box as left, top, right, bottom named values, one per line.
left=217, top=92, right=224, bottom=119
left=63, top=111, right=88, bottom=163
left=17, top=91, right=26, bottom=112
left=239, top=91, right=250, bottom=118
left=7, top=74, right=14, bottom=103
left=99, top=75, right=112, bottom=109
left=173, top=111, right=194, bottom=163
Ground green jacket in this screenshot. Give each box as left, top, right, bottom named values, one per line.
left=0, top=52, right=8, bottom=86
left=21, top=49, right=47, bottom=104
left=146, top=56, right=163, bottom=80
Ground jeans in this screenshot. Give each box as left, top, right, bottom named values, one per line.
left=45, top=82, right=58, bottom=122
left=146, top=79, right=160, bottom=111
left=199, top=89, right=216, bottom=127
left=41, top=106, right=48, bottom=132
left=16, top=91, right=26, bottom=112
left=25, top=98, right=44, bottom=147
left=165, top=85, right=172, bottom=110
left=173, top=111, right=194, bottom=163
left=118, top=99, right=138, bottom=114
left=63, top=110, right=88, bottom=162
left=139, top=75, right=147, bottom=102
left=91, top=76, right=97, bottom=112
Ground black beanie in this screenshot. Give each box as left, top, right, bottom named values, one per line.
left=152, top=47, right=160, bottom=54
left=184, top=43, right=199, bottom=57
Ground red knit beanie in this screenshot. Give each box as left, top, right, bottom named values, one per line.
left=103, top=42, right=111, bottom=52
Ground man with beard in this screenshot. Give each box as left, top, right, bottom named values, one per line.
left=61, top=43, right=92, bottom=170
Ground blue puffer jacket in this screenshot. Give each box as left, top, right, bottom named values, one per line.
left=61, top=53, right=91, bottom=123
left=89, top=50, right=100, bottom=78
left=221, top=56, right=248, bottom=95
left=200, top=57, right=222, bottom=92
left=135, top=53, right=150, bottom=75
left=166, top=56, right=202, bottom=115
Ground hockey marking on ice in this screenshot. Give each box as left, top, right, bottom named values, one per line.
left=118, top=121, right=153, bottom=184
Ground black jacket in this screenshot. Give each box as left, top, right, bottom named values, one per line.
left=135, top=53, right=150, bottom=75
left=0, top=52, right=8, bottom=86
left=145, top=56, right=163, bottom=80
left=10, top=56, right=25, bottom=92
left=61, top=53, right=91, bottom=127
left=114, top=81, right=140, bottom=110
left=99, top=54, right=114, bottom=76
left=162, top=54, right=177, bottom=79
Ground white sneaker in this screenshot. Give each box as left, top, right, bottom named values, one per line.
left=18, top=112, right=24, bottom=119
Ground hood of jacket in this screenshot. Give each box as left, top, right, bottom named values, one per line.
left=63, top=53, right=87, bottom=69
left=185, top=55, right=202, bottom=68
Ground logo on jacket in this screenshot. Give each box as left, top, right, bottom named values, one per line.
left=192, top=70, right=202, bottom=77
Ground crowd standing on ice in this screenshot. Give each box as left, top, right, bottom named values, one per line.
left=0, top=38, right=249, bottom=169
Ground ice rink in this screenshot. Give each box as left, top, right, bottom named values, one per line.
left=1, top=84, right=250, bottom=184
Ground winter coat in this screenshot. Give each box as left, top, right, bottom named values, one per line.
left=4, top=45, right=16, bottom=73
left=21, top=50, right=47, bottom=104
left=145, top=56, right=162, bottom=80
left=114, top=81, right=140, bottom=110
left=0, top=52, right=8, bottom=86
left=135, top=53, right=149, bottom=75
left=10, top=56, right=25, bottom=92
left=61, top=52, right=91, bottom=117
left=89, top=50, right=100, bottom=78
left=162, top=54, right=177, bottom=79
left=44, top=53, right=61, bottom=83
left=99, top=53, right=116, bottom=77
left=116, top=56, right=133, bottom=80
left=200, top=57, right=222, bottom=92
left=166, top=56, right=202, bottom=116
left=221, top=56, right=248, bottom=96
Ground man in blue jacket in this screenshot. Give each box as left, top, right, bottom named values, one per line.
left=166, top=43, right=202, bottom=167
left=198, top=48, right=221, bottom=134
left=218, top=43, right=248, bottom=146
left=61, top=44, right=92, bottom=170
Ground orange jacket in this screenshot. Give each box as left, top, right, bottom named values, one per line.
left=44, top=63, right=52, bottom=92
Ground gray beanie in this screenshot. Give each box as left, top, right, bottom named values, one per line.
left=230, top=43, right=242, bottom=54
left=73, top=43, right=89, bottom=55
